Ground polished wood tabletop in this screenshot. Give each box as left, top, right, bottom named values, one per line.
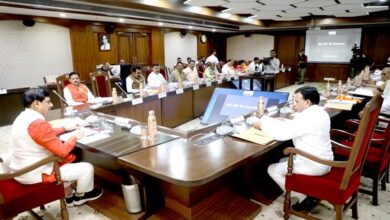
left=118, top=135, right=281, bottom=187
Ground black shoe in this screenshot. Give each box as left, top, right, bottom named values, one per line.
left=291, top=196, right=319, bottom=212
left=74, top=188, right=103, bottom=206
left=65, top=196, right=74, bottom=207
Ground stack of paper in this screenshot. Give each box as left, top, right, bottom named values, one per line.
left=349, top=88, right=374, bottom=97
left=325, top=99, right=355, bottom=111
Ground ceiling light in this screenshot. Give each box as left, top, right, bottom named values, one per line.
left=328, top=31, right=336, bottom=35
left=158, top=22, right=164, bottom=26
left=118, top=18, right=125, bottom=22
left=59, top=13, right=66, bottom=17
left=188, top=25, right=193, bottom=29
left=212, top=28, right=216, bottom=32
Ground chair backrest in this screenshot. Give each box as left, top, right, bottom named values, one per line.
left=90, top=71, right=112, bottom=97
left=340, top=93, right=383, bottom=189
left=43, top=75, right=59, bottom=85
left=56, top=73, right=70, bottom=108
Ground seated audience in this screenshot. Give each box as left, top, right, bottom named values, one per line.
left=147, top=64, right=166, bottom=88
left=126, top=65, right=146, bottom=93
left=221, top=59, right=235, bottom=76
left=100, top=62, right=113, bottom=76
left=110, top=59, right=126, bottom=78
left=64, top=72, right=95, bottom=106
left=253, top=86, right=333, bottom=211
left=248, top=57, right=263, bottom=74
left=171, top=62, right=187, bottom=82
left=183, top=60, right=199, bottom=82
left=204, top=62, right=220, bottom=80
left=9, top=87, right=103, bottom=206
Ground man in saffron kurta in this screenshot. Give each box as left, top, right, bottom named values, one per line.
left=9, top=88, right=102, bottom=206
left=64, top=72, right=95, bottom=106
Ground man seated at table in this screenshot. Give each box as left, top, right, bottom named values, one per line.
left=248, top=57, right=263, bottom=75
left=64, top=72, right=95, bottom=106
left=252, top=86, right=333, bottom=211
left=204, top=62, right=220, bottom=80
left=171, top=62, right=187, bottom=82
left=100, top=62, right=113, bottom=76
left=221, top=59, right=235, bottom=76
left=183, top=59, right=199, bottom=82
left=147, top=64, right=166, bottom=88
left=9, top=87, right=103, bottom=206
left=126, top=65, right=146, bottom=93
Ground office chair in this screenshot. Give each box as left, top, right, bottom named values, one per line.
left=0, top=155, right=68, bottom=219
left=56, top=73, right=70, bottom=108
left=283, top=93, right=383, bottom=220
left=331, top=115, right=389, bottom=205
left=90, top=71, right=112, bottom=97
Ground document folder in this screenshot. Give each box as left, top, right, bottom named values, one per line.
left=232, top=127, right=274, bottom=145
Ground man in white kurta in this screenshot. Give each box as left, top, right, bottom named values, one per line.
left=253, top=86, right=333, bottom=206
left=147, top=64, right=166, bottom=88
left=380, top=67, right=390, bottom=115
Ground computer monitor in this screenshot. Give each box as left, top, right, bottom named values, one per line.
left=201, top=88, right=289, bottom=125
left=120, top=64, right=132, bottom=92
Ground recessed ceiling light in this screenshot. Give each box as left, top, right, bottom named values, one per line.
left=212, top=28, right=216, bottom=32
left=158, top=22, right=164, bottom=26
left=188, top=25, right=193, bottom=29
left=118, top=18, right=125, bottom=22
left=59, top=13, right=66, bottom=18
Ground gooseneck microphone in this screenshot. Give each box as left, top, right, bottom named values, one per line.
left=52, top=90, right=69, bottom=106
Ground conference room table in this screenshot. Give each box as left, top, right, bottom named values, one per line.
left=47, top=78, right=359, bottom=219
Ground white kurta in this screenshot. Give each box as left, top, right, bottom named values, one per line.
left=263, top=58, right=280, bottom=74
left=381, top=80, right=390, bottom=115
left=205, top=54, right=219, bottom=64
left=147, top=72, right=166, bottom=88
left=262, top=105, right=333, bottom=201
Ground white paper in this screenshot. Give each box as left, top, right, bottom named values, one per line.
left=132, top=98, right=143, bottom=105
left=158, top=92, right=167, bottom=99
left=206, top=82, right=212, bottom=87
left=193, top=85, right=199, bottom=90
left=176, top=88, right=184, bottom=94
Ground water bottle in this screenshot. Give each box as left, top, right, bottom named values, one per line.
left=258, top=96, right=264, bottom=117
left=112, top=88, right=118, bottom=104
left=148, top=110, right=157, bottom=139
left=337, top=80, right=342, bottom=95
left=139, top=83, right=144, bottom=97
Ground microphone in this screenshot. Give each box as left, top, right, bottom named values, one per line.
left=52, top=90, right=69, bottom=106
left=115, top=82, right=131, bottom=98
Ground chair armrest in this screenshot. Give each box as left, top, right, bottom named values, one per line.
left=331, top=140, right=353, bottom=152
left=344, top=119, right=359, bottom=132
left=330, top=129, right=355, bottom=141
left=0, top=155, right=63, bottom=180
left=283, top=147, right=347, bottom=168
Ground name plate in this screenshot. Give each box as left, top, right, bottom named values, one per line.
left=132, top=98, right=143, bottom=105
left=217, top=79, right=222, bottom=84
left=324, top=77, right=335, bottom=81
left=176, top=88, right=184, bottom=94
left=115, top=117, right=130, bottom=124
left=267, top=105, right=278, bottom=113
left=0, top=89, right=7, bottom=94
left=230, top=115, right=245, bottom=124
left=193, top=85, right=199, bottom=90
left=158, top=92, right=167, bottom=99
left=206, top=82, right=212, bottom=87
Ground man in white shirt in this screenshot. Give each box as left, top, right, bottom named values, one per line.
left=248, top=57, right=263, bottom=75
left=63, top=72, right=95, bottom=106
left=147, top=64, right=166, bottom=88
left=221, top=59, right=235, bottom=76
left=253, top=86, right=333, bottom=211
left=380, top=67, right=390, bottom=115
left=205, top=49, right=219, bottom=65
left=263, top=49, right=280, bottom=91
left=183, top=60, right=199, bottom=82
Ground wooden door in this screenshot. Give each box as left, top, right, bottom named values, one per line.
left=134, top=33, right=150, bottom=65
left=118, top=34, right=131, bottom=63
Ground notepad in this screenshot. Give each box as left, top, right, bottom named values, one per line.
left=325, top=99, right=354, bottom=111
left=348, top=88, right=374, bottom=97
left=232, top=127, right=274, bottom=145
